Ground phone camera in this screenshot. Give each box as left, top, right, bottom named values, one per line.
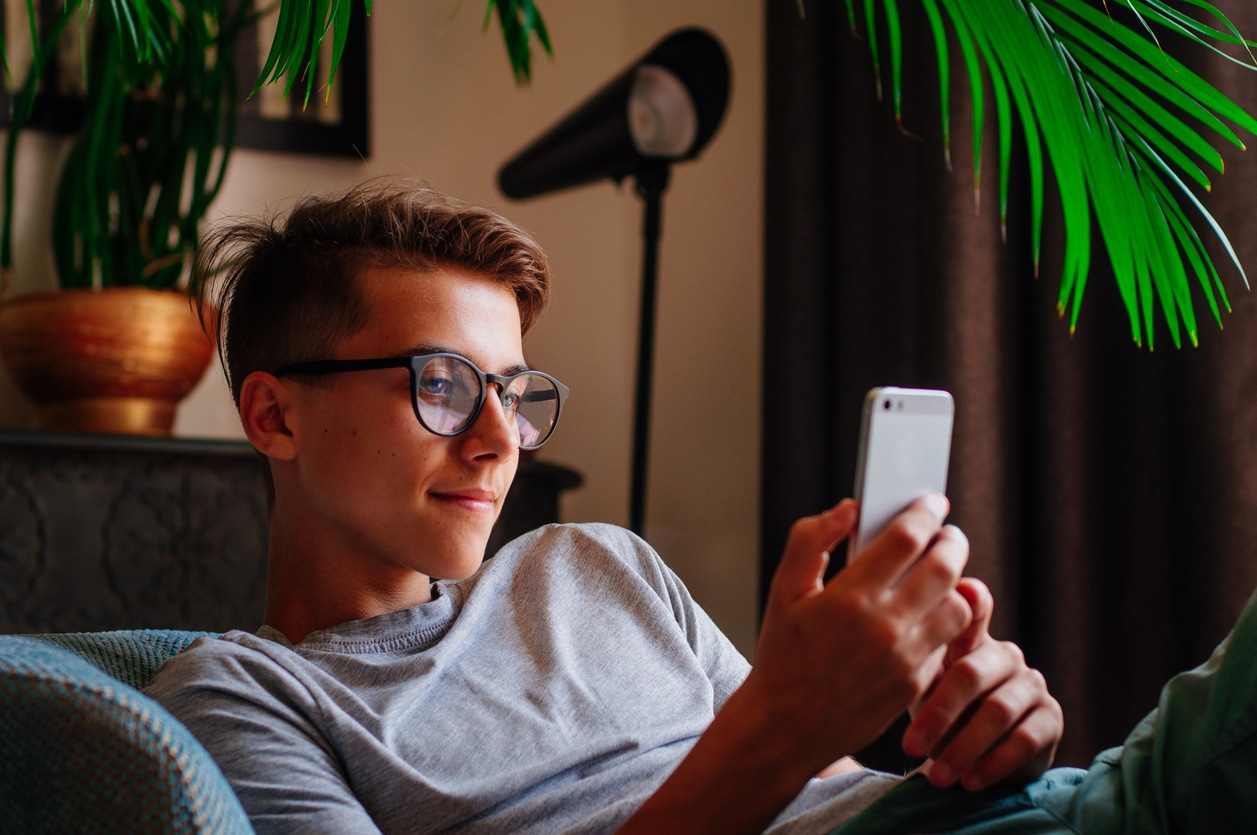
left=883, top=400, right=892, bottom=411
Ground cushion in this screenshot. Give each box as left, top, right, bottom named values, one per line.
left=0, top=633, right=253, bottom=834
left=25, top=629, right=213, bottom=690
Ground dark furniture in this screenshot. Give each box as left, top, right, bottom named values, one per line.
left=0, top=431, right=580, bottom=633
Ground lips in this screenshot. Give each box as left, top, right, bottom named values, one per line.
left=429, top=488, right=498, bottom=509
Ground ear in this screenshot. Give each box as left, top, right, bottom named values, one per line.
left=239, top=371, right=298, bottom=461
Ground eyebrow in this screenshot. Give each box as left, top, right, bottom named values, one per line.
left=396, top=344, right=531, bottom=378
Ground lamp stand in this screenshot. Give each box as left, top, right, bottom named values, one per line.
left=629, top=162, right=671, bottom=535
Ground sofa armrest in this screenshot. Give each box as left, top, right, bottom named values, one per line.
left=0, top=635, right=253, bottom=834
left=24, top=629, right=215, bottom=690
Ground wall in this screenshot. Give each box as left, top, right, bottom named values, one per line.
left=0, top=0, right=764, bottom=655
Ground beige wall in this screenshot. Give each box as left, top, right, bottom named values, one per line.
left=0, top=0, right=764, bottom=654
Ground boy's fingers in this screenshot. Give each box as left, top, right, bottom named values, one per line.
left=946, top=577, right=994, bottom=663
left=959, top=702, right=1061, bottom=791
left=883, top=525, right=970, bottom=635
left=921, top=671, right=1060, bottom=791
left=904, top=637, right=1061, bottom=794
left=770, top=500, right=858, bottom=605
left=902, top=638, right=1019, bottom=758
left=848, top=494, right=951, bottom=589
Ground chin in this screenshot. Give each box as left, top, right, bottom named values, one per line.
left=432, top=538, right=493, bottom=581
left=411, top=514, right=497, bottom=579
left=440, top=559, right=485, bottom=582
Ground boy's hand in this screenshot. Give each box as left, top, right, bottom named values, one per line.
left=746, top=494, right=974, bottom=773
left=620, top=495, right=1060, bottom=835
left=903, top=577, right=1063, bottom=791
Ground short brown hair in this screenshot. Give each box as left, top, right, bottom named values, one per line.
left=195, top=179, right=551, bottom=407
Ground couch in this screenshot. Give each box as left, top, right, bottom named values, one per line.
left=0, top=630, right=254, bottom=834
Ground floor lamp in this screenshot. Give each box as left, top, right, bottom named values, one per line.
left=498, top=27, right=730, bottom=535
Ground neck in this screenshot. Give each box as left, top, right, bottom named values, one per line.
left=262, top=515, right=435, bottom=645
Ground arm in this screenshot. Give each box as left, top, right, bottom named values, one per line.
left=619, top=495, right=974, bottom=835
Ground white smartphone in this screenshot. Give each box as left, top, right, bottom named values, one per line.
left=849, top=387, right=954, bottom=561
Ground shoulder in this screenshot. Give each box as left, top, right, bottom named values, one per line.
left=469, top=522, right=705, bottom=634
left=483, top=522, right=678, bottom=594
left=480, top=523, right=750, bottom=701
left=144, top=630, right=315, bottom=713
left=492, top=521, right=659, bottom=571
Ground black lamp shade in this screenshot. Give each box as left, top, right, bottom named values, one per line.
left=498, top=28, right=730, bottom=200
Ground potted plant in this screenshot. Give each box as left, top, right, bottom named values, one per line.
left=0, top=0, right=551, bottom=435
left=0, top=1, right=249, bottom=434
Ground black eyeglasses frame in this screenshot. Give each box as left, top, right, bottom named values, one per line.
left=274, top=353, right=569, bottom=450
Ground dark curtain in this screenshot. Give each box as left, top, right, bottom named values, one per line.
left=762, top=0, right=1257, bottom=770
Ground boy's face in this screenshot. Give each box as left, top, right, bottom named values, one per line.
left=282, top=264, right=525, bottom=584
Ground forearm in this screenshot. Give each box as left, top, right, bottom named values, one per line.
left=620, top=497, right=996, bottom=833
left=616, top=681, right=830, bottom=835
left=620, top=497, right=967, bottom=833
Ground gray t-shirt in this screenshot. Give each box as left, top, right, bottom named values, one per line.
left=146, top=523, right=898, bottom=833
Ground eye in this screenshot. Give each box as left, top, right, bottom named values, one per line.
left=501, top=389, right=522, bottom=415
left=418, top=371, right=457, bottom=403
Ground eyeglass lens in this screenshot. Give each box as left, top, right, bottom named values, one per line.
left=415, top=356, right=560, bottom=448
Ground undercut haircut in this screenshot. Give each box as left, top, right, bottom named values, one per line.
left=194, top=179, right=552, bottom=408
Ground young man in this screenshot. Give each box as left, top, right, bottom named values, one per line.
left=146, top=181, right=1252, bottom=833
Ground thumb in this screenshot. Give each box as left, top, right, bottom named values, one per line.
left=769, top=500, right=858, bottom=607
left=946, top=575, right=993, bottom=664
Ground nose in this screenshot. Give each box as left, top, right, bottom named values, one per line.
left=462, top=384, right=518, bottom=459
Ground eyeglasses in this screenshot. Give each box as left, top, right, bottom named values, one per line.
left=275, top=353, right=569, bottom=450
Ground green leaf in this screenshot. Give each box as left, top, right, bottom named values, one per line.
left=883, top=0, right=905, bottom=123
left=935, top=0, right=986, bottom=201
left=845, top=0, right=1257, bottom=348
left=484, top=0, right=553, bottom=84
left=918, top=0, right=952, bottom=166
left=1044, top=1, right=1249, bottom=148
left=1133, top=0, right=1257, bottom=67
left=864, top=0, right=883, bottom=99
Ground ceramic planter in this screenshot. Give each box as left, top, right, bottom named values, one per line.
left=0, top=288, right=213, bottom=435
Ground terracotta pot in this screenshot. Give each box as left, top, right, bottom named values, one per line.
left=0, top=288, right=214, bottom=435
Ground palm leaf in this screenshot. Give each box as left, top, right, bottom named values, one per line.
left=483, top=0, right=554, bottom=84
left=250, top=0, right=550, bottom=104
left=918, top=0, right=953, bottom=166
left=849, top=0, right=1257, bottom=349
left=251, top=0, right=366, bottom=106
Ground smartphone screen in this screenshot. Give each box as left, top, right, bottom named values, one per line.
left=849, top=387, right=954, bottom=561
